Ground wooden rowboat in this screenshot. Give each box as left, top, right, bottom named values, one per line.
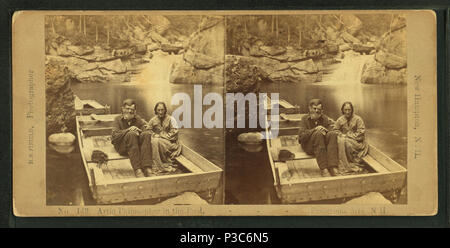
left=74, top=95, right=111, bottom=116
left=76, top=114, right=223, bottom=204
left=263, top=97, right=407, bottom=203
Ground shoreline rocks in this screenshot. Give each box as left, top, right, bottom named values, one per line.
left=169, top=16, right=225, bottom=85
left=45, top=61, right=76, bottom=136
left=360, top=57, right=406, bottom=84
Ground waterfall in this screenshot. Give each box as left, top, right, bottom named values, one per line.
left=322, top=53, right=373, bottom=85
left=132, top=51, right=182, bottom=86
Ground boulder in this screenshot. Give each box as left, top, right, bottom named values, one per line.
left=227, top=55, right=280, bottom=76
left=240, top=46, right=250, bottom=56
left=275, top=63, right=290, bottom=71
left=324, top=42, right=339, bottom=54
left=374, top=50, right=407, bottom=69
left=266, top=54, right=289, bottom=62
left=146, top=16, right=171, bottom=35
left=260, top=46, right=287, bottom=56
left=237, top=132, right=263, bottom=144
left=238, top=143, right=264, bottom=153
left=225, top=55, right=268, bottom=93
left=339, top=43, right=352, bottom=52
left=169, top=60, right=223, bottom=85
left=198, top=16, right=223, bottom=32
left=352, top=43, right=376, bottom=55
left=385, top=68, right=407, bottom=84
left=325, top=26, right=339, bottom=41
left=391, top=14, right=406, bottom=32
left=344, top=192, right=392, bottom=205
left=249, top=45, right=265, bottom=57
left=157, top=192, right=209, bottom=205
left=149, top=30, right=170, bottom=45
left=380, top=21, right=406, bottom=58
left=98, top=59, right=127, bottom=74
left=269, top=69, right=303, bottom=83
left=169, top=60, right=195, bottom=84
left=134, top=44, right=148, bottom=54
left=48, top=132, right=76, bottom=154
left=290, top=59, right=318, bottom=73
left=341, top=31, right=360, bottom=44
left=67, top=45, right=94, bottom=56
left=183, top=50, right=223, bottom=69
left=147, top=43, right=160, bottom=52
left=169, top=16, right=224, bottom=85
left=360, top=58, right=406, bottom=84
left=161, top=43, right=183, bottom=54
left=187, top=16, right=224, bottom=59
left=56, top=44, right=72, bottom=56
left=76, top=69, right=107, bottom=82
left=360, top=59, right=385, bottom=84
left=340, top=14, right=363, bottom=36
left=196, top=64, right=224, bottom=85
left=285, top=49, right=309, bottom=62
left=81, top=62, right=98, bottom=72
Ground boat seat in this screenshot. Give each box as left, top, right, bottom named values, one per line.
left=362, top=155, right=390, bottom=173
left=175, top=155, right=203, bottom=173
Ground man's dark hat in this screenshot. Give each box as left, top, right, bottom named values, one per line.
left=309, top=98, right=322, bottom=106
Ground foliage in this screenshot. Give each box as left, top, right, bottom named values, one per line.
left=44, top=15, right=202, bottom=51
left=226, top=14, right=401, bottom=55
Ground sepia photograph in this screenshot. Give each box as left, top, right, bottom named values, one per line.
left=225, top=14, right=407, bottom=205
left=44, top=14, right=225, bottom=206
left=12, top=10, right=437, bottom=216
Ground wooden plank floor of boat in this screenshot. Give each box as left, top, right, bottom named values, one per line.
left=83, top=135, right=208, bottom=182
left=276, top=159, right=323, bottom=183
left=271, top=135, right=314, bottom=161
left=82, top=135, right=128, bottom=162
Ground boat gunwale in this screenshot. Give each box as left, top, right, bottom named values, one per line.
left=92, top=168, right=222, bottom=186
left=277, top=169, right=405, bottom=185
left=76, top=115, right=95, bottom=189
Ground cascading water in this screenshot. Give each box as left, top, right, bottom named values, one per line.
left=321, top=52, right=373, bottom=85
left=133, top=50, right=182, bottom=86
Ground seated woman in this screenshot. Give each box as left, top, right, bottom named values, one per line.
left=147, top=102, right=182, bottom=173
left=334, top=102, right=369, bottom=172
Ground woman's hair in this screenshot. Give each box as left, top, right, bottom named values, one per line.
left=341, top=101, right=354, bottom=115
left=154, top=101, right=167, bottom=114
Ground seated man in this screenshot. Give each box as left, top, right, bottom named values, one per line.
left=298, top=99, right=340, bottom=177
left=147, top=102, right=182, bottom=173
left=334, top=102, right=369, bottom=166
left=111, top=99, right=153, bottom=178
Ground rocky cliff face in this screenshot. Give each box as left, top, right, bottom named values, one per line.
left=45, top=15, right=199, bottom=84
left=45, top=61, right=76, bottom=136
left=361, top=15, right=406, bottom=84
left=46, top=41, right=151, bottom=84
left=227, top=14, right=407, bottom=86
left=169, top=16, right=225, bottom=85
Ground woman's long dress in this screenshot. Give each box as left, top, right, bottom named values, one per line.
left=147, top=115, right=182, bottom=170
left=334, top=114, right=369, bottom=172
